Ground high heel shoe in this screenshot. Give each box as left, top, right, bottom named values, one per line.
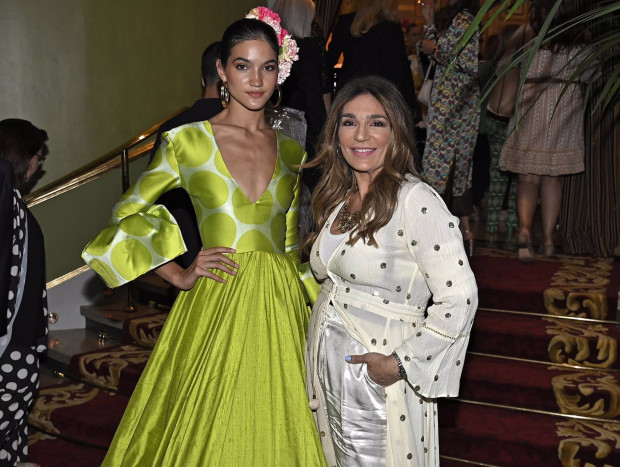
left=517, top=235, right=536, bottom=262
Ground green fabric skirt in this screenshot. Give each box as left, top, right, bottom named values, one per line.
left=102, top=251, right=326, bottom=466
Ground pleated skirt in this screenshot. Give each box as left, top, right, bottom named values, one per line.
left=102, top=251, right=326, bottom=466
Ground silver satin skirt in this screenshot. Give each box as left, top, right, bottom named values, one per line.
left=317, top=302, right=388, bottom=466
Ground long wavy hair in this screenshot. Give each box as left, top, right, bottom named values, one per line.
left=350, top=0, right=398, bottom=37
left=302, top=75, right=420, bottom=253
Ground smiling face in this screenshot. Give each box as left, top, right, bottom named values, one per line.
left=217, top=39, right=278, bottom=111
left=338, top=93, right=392, bottom=180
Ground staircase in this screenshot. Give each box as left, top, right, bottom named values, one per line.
left=26, top=249, right=620, bottom=466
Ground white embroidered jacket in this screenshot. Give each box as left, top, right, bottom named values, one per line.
left=306, top=175, right=478, bottom=466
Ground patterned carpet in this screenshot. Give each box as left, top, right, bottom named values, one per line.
left=27, top=248, right=620, bottom=466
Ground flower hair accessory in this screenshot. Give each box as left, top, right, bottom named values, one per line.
left=246, top=6, right=299, bottom=85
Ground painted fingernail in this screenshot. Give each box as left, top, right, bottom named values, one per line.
left=345, top=356, right=351, bottom=362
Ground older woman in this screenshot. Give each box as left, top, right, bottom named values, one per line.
left=0, top=119, right=49, bottom=467
left=304, top=76, right=478, bottom=466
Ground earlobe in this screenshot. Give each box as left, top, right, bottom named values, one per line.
left=216, top=59, right=226, bottom=81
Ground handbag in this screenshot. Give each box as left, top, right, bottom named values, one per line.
left=417, top=61, right=435, bottom=107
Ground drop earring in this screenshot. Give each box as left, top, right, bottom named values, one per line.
left=220, top=81, right=230, bottom=108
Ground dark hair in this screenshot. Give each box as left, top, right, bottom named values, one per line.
left=219, top=18, right=279, bottom=66
left=0, top=119, right=48, bottom=190
left=201, top=41, right=223, bottom=88
left=436, top=0, right=479, bottom=33
left=303, top=75, right=420, bottom=251
left=530, top=0, right=589, bottom=51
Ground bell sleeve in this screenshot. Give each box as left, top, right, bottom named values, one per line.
left=394, top=182, right=478, bottom=398
left=82, top=133, right=186, bottom=288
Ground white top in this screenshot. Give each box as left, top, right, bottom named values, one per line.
left=320, top=229, right=348, bottom=264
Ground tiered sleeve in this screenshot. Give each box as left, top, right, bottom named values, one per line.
left=394, top=182, right=478, bottom=398
left=82, top=133, right=186, bottom=288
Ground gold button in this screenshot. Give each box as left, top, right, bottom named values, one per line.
left=434, top=375, right=439, bottom=381
left=407, top=453, right=413, bottom=459
left=411, top=240, right=417, bottom=246
left=350, top=274, right=356, bottom=279
left=398, top=229, right=404, bottom=236
left=404, top=356, right=410, bottom=361
left=400, top=415, right=406, bottom=421
left=380, top=262, right=386, bottom=269
left=371, top=338, right=377, bottom=345
left=396, top=286, right=402, bottom=292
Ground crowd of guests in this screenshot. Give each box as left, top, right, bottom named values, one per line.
left=1, top=0, right=605, bottom=465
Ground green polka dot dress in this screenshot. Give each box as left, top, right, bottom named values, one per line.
left=84, top=121, right=325, bottom=466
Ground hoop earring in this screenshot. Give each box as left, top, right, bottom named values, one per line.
left=336, top=146, right=344, bottom=159
left=220, top=81, right=230, bottom=108
left=269, top=85, right=282, bottom=108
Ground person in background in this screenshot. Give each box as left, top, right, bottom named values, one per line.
left=84, top=13, right=326, bottom=466
left=327, top=0, right=417, bottom=113
left=273, top=0, right=327, bottom=192
left=0, top=119, right=49, bottom=467
left=146, top=41, right=223, bottom=269
left=405, top=23, right=425, bottom=96
left=470, top=33, right=496, bottom=228
left=420, top=0, right=480, bottom=257
left=484, top=24, right=521, bottom=248
left=499, top=0, right=599, bottom=261
left=303, top=75, right=477, bottom=466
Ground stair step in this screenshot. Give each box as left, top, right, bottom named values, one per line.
left=29, top=382, right=128, bottom=450
left=47, top=329, right=119, bottom=371
left=69, top=344, right=151, bottom=396
left=460, top=353, right=620, bottom=415
left=28, top=435, right=107, bottom=467
left=470, top=308, right=620, bottom=369
left=438, top=399, right=620, bottom=466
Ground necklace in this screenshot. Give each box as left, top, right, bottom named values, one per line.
left=337, top=200, right=361, bottom=233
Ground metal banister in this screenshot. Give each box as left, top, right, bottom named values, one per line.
left=24, top=107, right=187, bottom=208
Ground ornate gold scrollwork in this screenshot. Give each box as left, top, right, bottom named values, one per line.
left=552, top=371, right=620, bottom=418
left=557, top=420, right=620, bottom=466
left=75, top=345, right=151, bottom=390
left=547, top=319, right=618, bottom=368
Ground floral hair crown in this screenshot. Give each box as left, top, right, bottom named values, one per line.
left=246, top=6, right=299, bottom=85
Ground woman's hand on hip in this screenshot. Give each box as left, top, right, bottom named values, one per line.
left=346, top=352, right=401, bottom=387
left=420, top=39, right=436, bottom=55
left=155, top=247, right=238, bottom=290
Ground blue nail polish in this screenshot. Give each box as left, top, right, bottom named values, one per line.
left=345, top=356, right=351, bottom=362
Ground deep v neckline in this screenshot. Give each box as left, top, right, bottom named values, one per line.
left=207, top=121, right=278, bottom=205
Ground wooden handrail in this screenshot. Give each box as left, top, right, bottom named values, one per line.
left=24, top=107, right=187, bottom=208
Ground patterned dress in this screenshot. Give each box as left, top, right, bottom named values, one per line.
left=499, top=47, right=599, bottom=176
left=423, top=12, right=480, bottom=198
left=83, top=122, right=325, bottom=466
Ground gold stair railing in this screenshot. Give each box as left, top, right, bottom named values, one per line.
left=23, top=107, right=187, bottom=298
left=24, top=107, right=187, bottom=208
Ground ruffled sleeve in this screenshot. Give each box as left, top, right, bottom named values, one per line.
left=394, top=182, right=478, bottom=398
left=82, top=133, right=186, bottom=288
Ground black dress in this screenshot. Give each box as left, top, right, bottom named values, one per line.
left=327, top=13, right=417, bottom=113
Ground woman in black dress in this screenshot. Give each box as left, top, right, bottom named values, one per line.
left=0, top=119, right=49, bottom=466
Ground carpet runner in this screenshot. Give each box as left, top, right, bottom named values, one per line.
left=27, top=248, right=620, bottom=465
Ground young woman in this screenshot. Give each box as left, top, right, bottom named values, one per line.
left=83, top=14, right=326, bottom=466
left=420, top=0, right=480, bottom=256
left=304, top=76, right=478, bottom=466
